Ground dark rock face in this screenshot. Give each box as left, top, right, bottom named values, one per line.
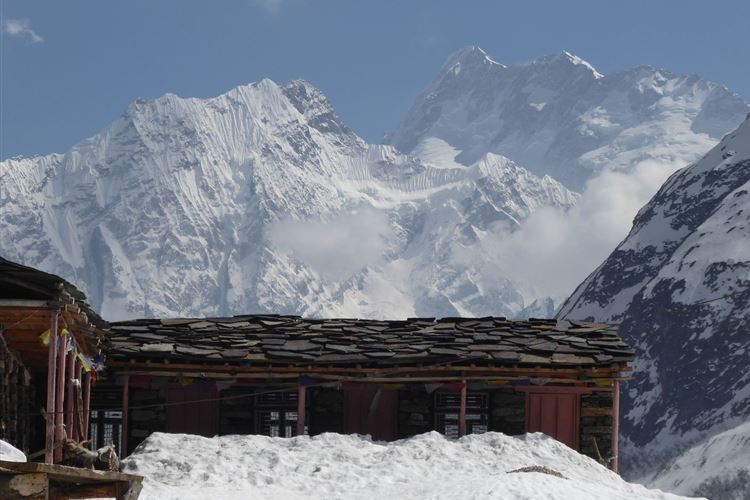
left=559, top=117, right=750, bottom=478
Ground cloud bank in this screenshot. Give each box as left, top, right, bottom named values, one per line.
left=465, top=160, right=683, bottom=304
left=4, top=19, right=44, bottom=43
left=269, top=208, right=393, bottom=281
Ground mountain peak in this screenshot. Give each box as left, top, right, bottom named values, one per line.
left=533, top=51, right=603, bottom=78
left=441, top=45, right=504, bottom=74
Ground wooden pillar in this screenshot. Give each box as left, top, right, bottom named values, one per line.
left=612, top=380, right=620, bottom=473
left=83, top=371, right=92, bottom=441
left=458, top=379, right=467, bottom=437
left=44, top=312, right=58, bottom=464
left=296, top=383, right=306, bottom=437
left=73, top=361, right=82, bottom=441
left=54, top=334, right=67, bottom=463
left=65, top=351, right=76, bottom=442
left=120, top=375, right=129, bottom=458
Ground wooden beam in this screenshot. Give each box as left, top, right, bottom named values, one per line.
left=44, top=312, right=58, bottom=465
left=0, top=300, right=51, bottom=308
left=106, top=360, right=622, bottom=379
left=120, top=376, right=129, bottom=459
left=458, top=379, right=467, bottom=437
left=54, top=337, right=67, bottom=463
left=296, top=382, right=306, bottom=437
left=65, top=351, right=75, bottom=443
left=612, top=380, right=620, bottom=473
left=83, top=372, right=92, bottom=441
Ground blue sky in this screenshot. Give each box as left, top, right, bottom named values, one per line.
left=2, top=0, right=749, bottom=159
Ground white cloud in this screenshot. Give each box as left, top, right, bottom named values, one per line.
left=4, top=19, right=44, bottom=44
left=250, top=0, right=283, bottom=15
left=268, top=207, right=393, bottom=281
left=458, top=160, right=683, bottom=303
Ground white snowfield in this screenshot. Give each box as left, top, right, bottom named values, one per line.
left=121, top=431, right=698, bottom=500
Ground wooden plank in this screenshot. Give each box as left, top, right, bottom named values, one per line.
left=83, top=372, right=91, bottom=441
left=65, top=352, right=75, bottom=442
left=106, top=360, right=621, bottom=377
left=120, top=376, right=129, bottom=459
left=612, top=380, right=620, bottom=473
left=296, top=383, right=306, bottom=436
left=458, top=380, right=467, bottom=437
left=45, top=312, right=58, bottom=465
left=54, top=337, right=67, bottom=463
left=581, top=407, right=613, bottom=417
left=0, top=461, right=142, bottom=483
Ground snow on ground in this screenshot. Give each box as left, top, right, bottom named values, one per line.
left=0, top=439, right=26, bottom=462
left=649, top=422, right=750, bottom=500
left=122, top=431, right=697, bottom=500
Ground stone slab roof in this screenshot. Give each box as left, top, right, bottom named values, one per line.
left=106, top=315, right=634, bottom=368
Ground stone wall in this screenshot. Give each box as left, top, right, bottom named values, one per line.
left=310, top=388, right=343, bottom=435
left=489, top=389, right=525, bottom=435
left=579, top=391, right=613, bottom=466
left=397, top=390, right=433, bottom=438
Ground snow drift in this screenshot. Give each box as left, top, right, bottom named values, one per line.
left=0, top=439, right=26, bottom=462
left=121, top=431, right=696, bottom=500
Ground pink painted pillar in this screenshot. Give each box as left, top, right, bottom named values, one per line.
left=54, top=329, right=67, bottom=462
left=459, top=380, right=467, bottom=437
left=297, top=383, right=306, bottom=437
left=83, top=371, right=92, bottom=441
left=66, top=351, right=76, bottom=441
left=120, top=375, right=130, bottom=458
left=612, top=380, right=620, bottom=473
left=44, top=312, right=59, bottom=464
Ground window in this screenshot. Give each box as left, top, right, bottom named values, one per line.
left=434, top=392, right=489, bottom=436
left=254, top=390, right=306, bottom=437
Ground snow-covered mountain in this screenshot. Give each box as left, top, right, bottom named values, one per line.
left=558, top=114, right=750, bottom=479
left=0, top=78, right=577, bottom=320
left=649, top=421, right=750, bottom=500
left=389, top=47, right=749, bottom=190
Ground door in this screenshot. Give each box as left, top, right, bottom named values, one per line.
left=526, top=392, right=580, bottom=450
left=343, top=385, right=398, bottom=441
left=167, top=383, right=220, bottom=437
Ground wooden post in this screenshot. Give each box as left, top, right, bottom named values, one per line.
left=120, top=375, right=129, bottom=458
left=296, top=382, right=306, bottom=437
left=54, top=335, right=67, bottom=463
left=83, top=371, right=92, bottom=441
left=612, top=380, right=620, bottom=473
left=73, top=361, right=84, bottom=441
left=66, top=351, right=76, bottom=442
left=44, top=312, right=58, bottom=464
left=458, top=379, right=467, bottom=437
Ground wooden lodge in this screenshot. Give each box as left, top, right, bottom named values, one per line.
left=104, top=314, right=634, bottom=472
left=0, top=257, right=142, bottom=499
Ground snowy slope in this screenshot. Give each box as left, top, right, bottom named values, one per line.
left=389, top=47, right=749, bottom=190
left=558, top=115, right=750, bottom=478
left=121, top=431, right=695, bottom=500
left=649, top=421, right=750, bottom=500
left=0, top=79, right=577, bottom=320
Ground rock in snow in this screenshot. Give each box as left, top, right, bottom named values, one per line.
left=559, top=114, right=750, bottom=480
left=121, top=431, right=694, bottom=500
